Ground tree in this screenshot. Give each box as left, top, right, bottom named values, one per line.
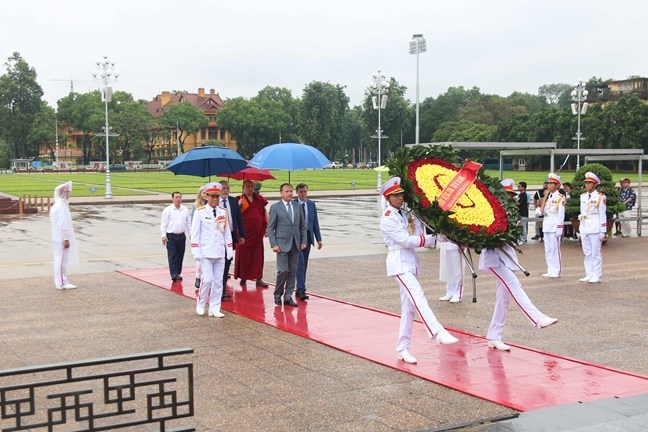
left=0, top=52, right=44, bottom=159
left=460, top=94, right=527, bottom=125
left=217, top=96, right=292, bottom=158
left=508, top=91, right=548, bottom=114
left=158, top=101, right=209, bottom=154
left=110, top=95, right=153, bottom=162
left=419, top=86, right=481, bottom=142
left=431, top=120, right=495, bottom=142
left=57, top=91, right=104, bottom=165
left=538, top=83, right=572, bottom=106
left=28, top=103, right=56, bottom=160
left=299, top=81, right=350, bottom=160
left=256, top=86, right=301, bottom=142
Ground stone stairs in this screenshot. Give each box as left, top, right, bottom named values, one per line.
left=0, top=196, right=39, bottom=215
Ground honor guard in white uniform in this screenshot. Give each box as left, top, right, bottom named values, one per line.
left=537, top=173, right=565, bottom=277
left=190, top=183, right=233, bottom=318
left=578, top=172, right=607, bottom=283
left=379, top=177, right=458, bottom=365
left=438, top=242, right=464, bottom=303
left=478, top=179, right=558, bottom=351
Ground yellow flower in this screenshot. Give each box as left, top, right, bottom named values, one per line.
left=415, top=164, right=495, bottom=228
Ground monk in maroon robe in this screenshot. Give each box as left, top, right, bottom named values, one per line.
left=234, top=180, right=269, bottom=286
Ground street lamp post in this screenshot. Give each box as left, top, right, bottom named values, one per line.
left=54, top=111, right=59, bottom=167
left=571, top=80, right=588, bottom=171
left=409, top=34, right=426, bottom=145
left=369, top=68, right=389, bottom=190
left=92, top=55, right=119, bottom=199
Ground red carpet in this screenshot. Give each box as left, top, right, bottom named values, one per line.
left=121, top=267, right=648, bottom=412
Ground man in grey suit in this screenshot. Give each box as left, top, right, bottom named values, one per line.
left=268, top=183, right=307, bottom=307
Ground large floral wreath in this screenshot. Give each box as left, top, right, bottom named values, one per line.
left=385, top=145, right=521, bottom=252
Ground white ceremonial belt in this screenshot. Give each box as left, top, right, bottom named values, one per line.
left=387, top=245, right=405, bottom=251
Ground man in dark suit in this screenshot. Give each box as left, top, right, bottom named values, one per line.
left=268, top=183, right=307, bottom=307
left=294, top=183, right=323, bottom=300
left=219, top=180, right=246, bottom=300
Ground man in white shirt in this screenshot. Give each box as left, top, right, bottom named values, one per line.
left=160, top=191, right=191, bottom=281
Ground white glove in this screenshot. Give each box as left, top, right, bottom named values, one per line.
left=436, top=233, right=448, bottom=243
left=599, top=233, right=606, bottom=241
left=534, top=207, right=542, bottom=217
left=577, top=214, right=583, bottom=221
left=192, top=247, right=202, bottom=261
left=556, top=230, right=563, bottom=237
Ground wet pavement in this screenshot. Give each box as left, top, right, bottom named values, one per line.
left=1, top=192, right=648, bottom=431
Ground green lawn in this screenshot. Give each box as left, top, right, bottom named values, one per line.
left=0, top=169, right=633, bottom=198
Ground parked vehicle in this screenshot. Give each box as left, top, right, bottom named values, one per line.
left=324, top=161, right=343, bottom=169
left=109, top=164, right=126, bottom=172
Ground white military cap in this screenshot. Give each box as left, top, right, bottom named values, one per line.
left=204, top=182, right=222, bottom=195
left=584, top=172, right=600, bottom=185
left=381, top=177, right=404, bottom=198
left=500, top=178, right=515, bottom=192
left=547, top=172, right=561, bottom=185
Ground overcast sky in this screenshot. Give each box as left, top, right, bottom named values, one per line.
left=2, top=0, right=646, bottom=109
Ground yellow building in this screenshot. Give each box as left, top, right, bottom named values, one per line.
left=147, top=88, right=237, bottom=158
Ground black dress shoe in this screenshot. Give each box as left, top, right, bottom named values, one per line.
left=221, top=293, right=232, bottom=300
left=177, top=275, right=183, bottom=281
left=298, top=293, right=309, bottom=300
left=274, top=297, right=282, bottom=306
left=256, top=279, right=269, bottom=288
left=283, top=299, right=299, bottom=307
left=171, top=275, right=179, bottom=281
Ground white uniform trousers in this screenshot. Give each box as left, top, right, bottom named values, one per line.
left=394, top=272, right=444, bottom=353
left=440, top=243, right=464, bottom=299
left=53, top=242, right=70, bottom=287
left=543, top=232, right=562, bottom=276
left=486, top=262, right=545, bottom=342
left=197, top=257, right=225, bottom=315
left=581, top=233, right=603, bottom=279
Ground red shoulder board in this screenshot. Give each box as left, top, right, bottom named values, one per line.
left=384, top=210, right=391, bottom=216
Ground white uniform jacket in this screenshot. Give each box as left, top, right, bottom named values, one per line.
left=579, top=191, right=607, bottom=235
left=190, top=205, right=233, bottom=260
left=478, top=244, right=519, bottom=272
left=380, top=205, right=435, bottom=277
left=541, top=191, right=565, bottom=234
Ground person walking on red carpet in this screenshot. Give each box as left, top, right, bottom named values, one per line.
left=379, top=176, right=458, bottom=365
left=234, top=180, right=269, bottom=287
left=191, top=183, right=232, bottom=318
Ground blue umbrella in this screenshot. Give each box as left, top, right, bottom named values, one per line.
left=247, top=143, right=331, bottom=182
left=166, top=146, right=247, bottom=180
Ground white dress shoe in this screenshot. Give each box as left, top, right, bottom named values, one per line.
left=588, top=277, right=600, bottom=283
left=449, top=297, right=461, bottom=303
left=542, top=273, right=551, bottom=277
left=196, top=305, right=205, bottom=316
left=536, top=316, right=558, bottom=329
left=435, top=329, right=459, bottom=344
left=397, top=349, right=417, bottom=364
left=579, top=276, right=592, bottom=282
left=487, top=340, right=511, bottom=351
left=208, top=311, right=225, bottom=318
left=549, top=274, right=560, bottom=278
left=61, top=283, right=77, bottom=289
left=438, top=294, right=453, bottom=301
